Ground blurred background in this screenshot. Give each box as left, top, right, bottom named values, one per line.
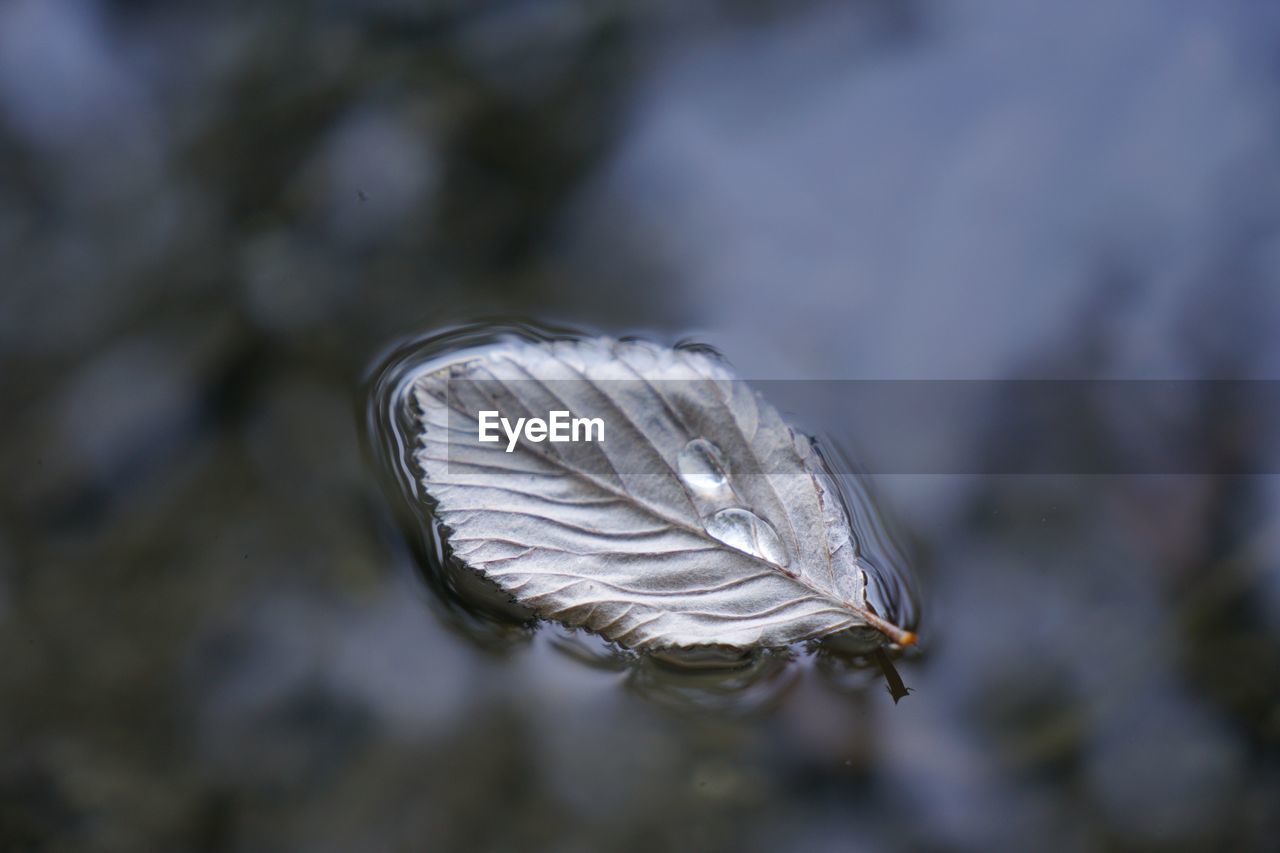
left=2, top=0, right=1280, bottom=850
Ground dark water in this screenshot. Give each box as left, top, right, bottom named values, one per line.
left=3, top=1, right=1280, bottom=851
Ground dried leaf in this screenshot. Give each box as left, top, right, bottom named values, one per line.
left=409, top=336, right=914, bottom=652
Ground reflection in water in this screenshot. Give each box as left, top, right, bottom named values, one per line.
left=627, top=649, right=801, bottom=716
left=363, top=320, right=923, bottom=706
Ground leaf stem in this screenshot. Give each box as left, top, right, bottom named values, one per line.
left=858, top=609, right=917, bottom=647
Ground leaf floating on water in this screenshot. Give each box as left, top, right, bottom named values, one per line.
left=408, top=336, right=916, bottom=652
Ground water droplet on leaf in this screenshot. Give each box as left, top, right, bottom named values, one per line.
left=704, top=507, right=789, bottom=567
left=677, top=438, right=731, bottom=495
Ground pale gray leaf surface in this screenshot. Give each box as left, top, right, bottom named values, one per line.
left=410, top=337, right=913, bottom=651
